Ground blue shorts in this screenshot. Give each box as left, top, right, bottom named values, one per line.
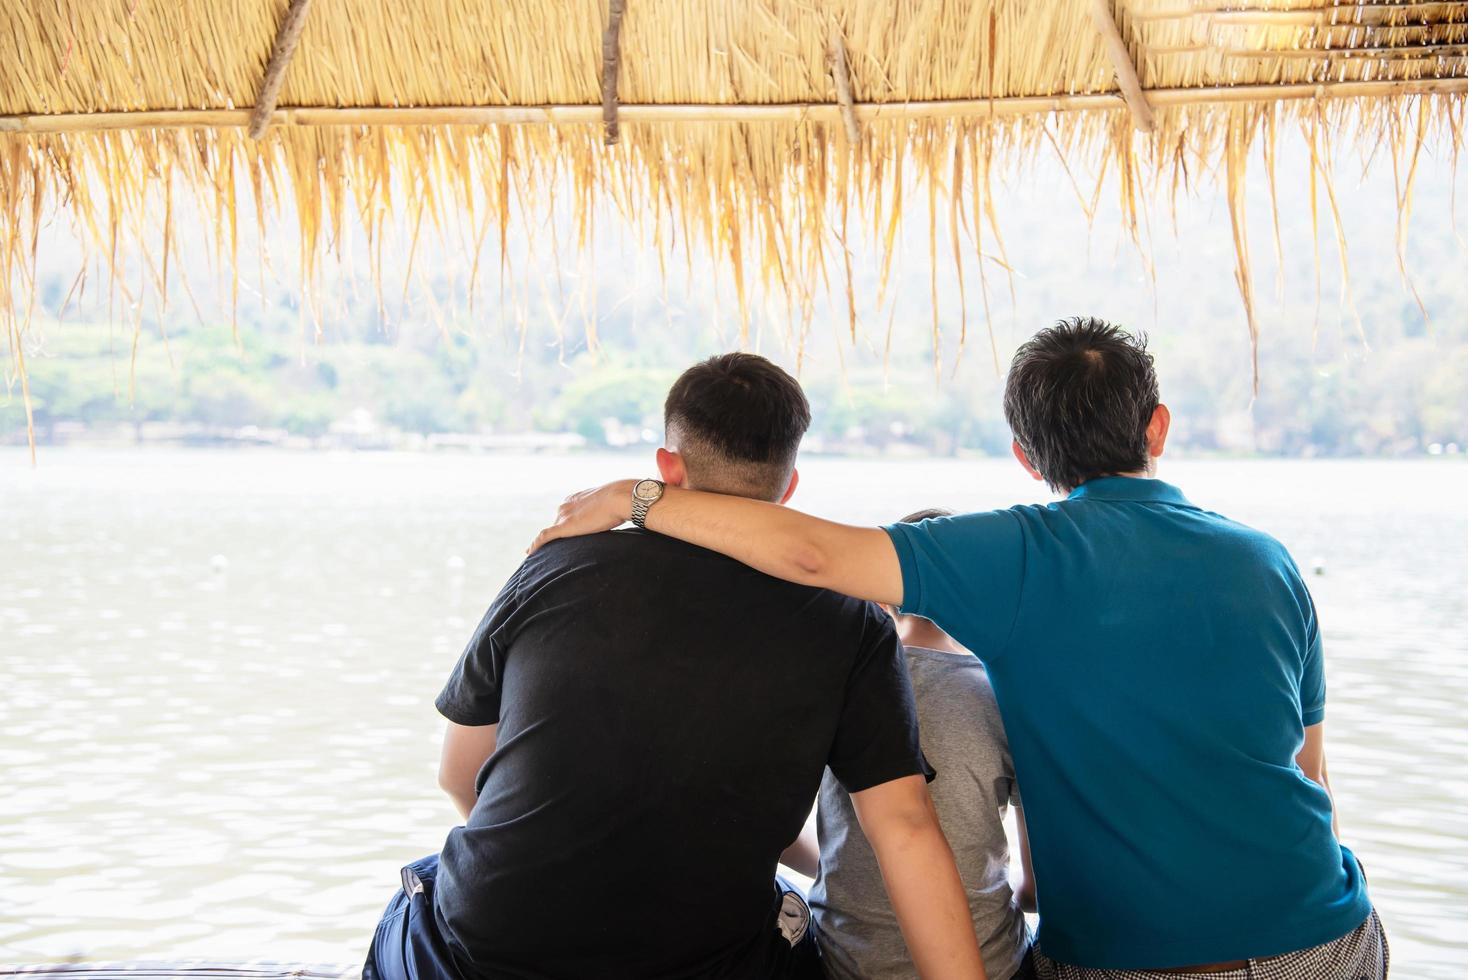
left=363, top=855, right=823, bottom=980
left=362, top=854, right=464, bottom=980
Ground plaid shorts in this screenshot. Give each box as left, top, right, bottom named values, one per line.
left=1032, top=909, right=1389, bottom=980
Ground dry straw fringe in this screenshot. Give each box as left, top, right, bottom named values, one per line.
left=3, top=0, right=1468, bottom=457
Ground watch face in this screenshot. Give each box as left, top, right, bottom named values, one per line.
left=634, top=479, right=662, bottom=500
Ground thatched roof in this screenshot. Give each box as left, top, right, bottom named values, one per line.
left=3, top=0, right=1467, bottom=445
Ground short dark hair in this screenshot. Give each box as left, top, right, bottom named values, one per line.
left=899, top=507, right=954, bottom=525
left=1002, top=317, right=1159, bottom=493
left=664, top=353, right=811, bottom=501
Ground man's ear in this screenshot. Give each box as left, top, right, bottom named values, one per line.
left=1146, top=404, right=1172, bottom=461
left=1011, top=440, right=1045, bottom=482
left=778, top=468, right=800, bottom=505
left=656, top=448, right=687, bottom=488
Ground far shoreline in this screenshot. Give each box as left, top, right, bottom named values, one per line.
left=2, top=427, right=1463, bottom=464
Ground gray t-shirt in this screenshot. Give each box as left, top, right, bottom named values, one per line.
left=808, top=645, right=1029, bottom=980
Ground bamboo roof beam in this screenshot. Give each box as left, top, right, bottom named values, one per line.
left=6, top=75, right=1468, bottom=136
left=1149, top=34, right=1468, bottom=55
left=1224, top=43, right=1468, bottom=59
left=1147, top=29, right=1468, bottom=55
left=1130, top=1, right=1468, bottom=22
left=247, top=0, right=315, bottom=141
left=1091, top=0, right=1156, bottom=132
left=1209, top=7, right=1468, bottom=26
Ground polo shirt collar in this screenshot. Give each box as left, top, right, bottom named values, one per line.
left=1067, top=476, right=1195, bottom=507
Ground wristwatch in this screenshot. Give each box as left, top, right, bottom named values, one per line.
left=630, top=479, right=666, bottom=529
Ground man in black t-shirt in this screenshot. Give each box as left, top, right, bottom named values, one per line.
left=363, top=354, right=987, bottom=980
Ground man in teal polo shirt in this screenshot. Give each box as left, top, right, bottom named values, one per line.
left=532, top=318, right=1388, bottom=978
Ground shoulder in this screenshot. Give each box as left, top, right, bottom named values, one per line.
left=1158, top=509, right=1316, bottom=617
left=527, top=527, right=699, bottom=569
left=511, top=529, right=691, bottom=600
left=534, top=528, right=883, bottom=615
left=1189, top=509, right=1302, bottom=571
left=816, top=591, right=898, bottom=643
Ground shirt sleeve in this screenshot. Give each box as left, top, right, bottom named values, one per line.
left=882, top=509, right=1026, bottom=657
left=1300, top=588, right=1326, bottom=727
left=435, top=564, right=528, bottom=727
left=827, top=609, right=936, bottom=794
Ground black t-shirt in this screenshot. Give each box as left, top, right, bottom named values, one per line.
left=432, top=528, right=931, bottom=980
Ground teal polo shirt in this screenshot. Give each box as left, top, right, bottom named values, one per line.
left=885, top=476, right=1370, bottom=969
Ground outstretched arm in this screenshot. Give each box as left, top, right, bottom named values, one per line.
left=531, top=481, right=904, bottom=607
left=852, top=775, right=987, bottom=980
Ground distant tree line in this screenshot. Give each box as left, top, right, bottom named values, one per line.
left=5, top=303, right=1463, bottom=457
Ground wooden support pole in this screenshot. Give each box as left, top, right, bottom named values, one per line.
left=601, top=0, right=627, bottom=145
left=828, top=21, right=862, bottom=150
left=248, top=0, right=315, bottom=140
left=6, top=76, right=1468, bottom=135
left=1090, top=0, right=1155, bottom=133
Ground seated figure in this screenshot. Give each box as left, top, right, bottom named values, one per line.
left=793, top=510, right=1034, bottom=980
left=363, top=353, right=988, bottom=980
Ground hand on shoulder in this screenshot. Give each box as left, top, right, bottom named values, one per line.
left=529, top=480, right=636, bottom=554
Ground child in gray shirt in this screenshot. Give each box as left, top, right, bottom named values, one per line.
left=801, top=508, right=1035, bottom=980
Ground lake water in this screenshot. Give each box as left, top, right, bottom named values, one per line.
left=2, top=449, right=1465, bottom=974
